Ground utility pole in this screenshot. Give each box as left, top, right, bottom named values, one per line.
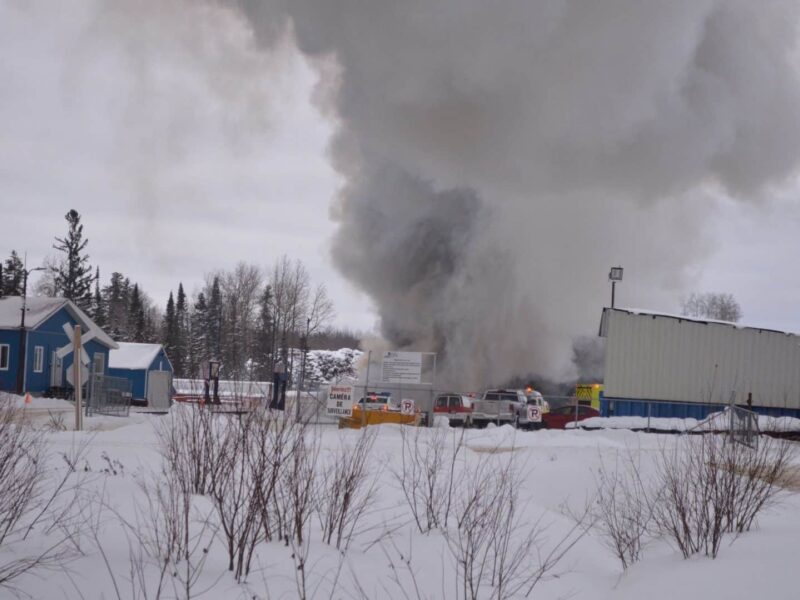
left=296, top=317, right=311, bottom=421
left=73, top=325, right=83, bottom=431
left=362, top=350, right=372, bottom=428
left=15, top=256, right=45, bottom=394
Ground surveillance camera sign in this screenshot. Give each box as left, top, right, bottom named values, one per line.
left=327, top=385, right=354, bottom=417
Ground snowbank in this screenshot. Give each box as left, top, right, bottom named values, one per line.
left=567, top=411, right=800, bottom=433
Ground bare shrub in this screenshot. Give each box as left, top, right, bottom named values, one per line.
left=155, top=404, right=215, bottom=495
left=0, top=397, right=90, bottom=590
left=206, top=411, right=264, bottom=582
left=276, top=423, right=320, bottom=600
left=122, top=467, right=218, bottom=600
left=46, top=410, right=67, bottom=432
left=446, top=451, right=588, bottom=600
left=318, top=428, right=378, bottom=551
left=654, top=433, right=795, bottom=559
left=393, top=426, right=465, bottom=533
left=592, top=450, right=655, bottom=569
left=248, top=410, right=299, bottom=546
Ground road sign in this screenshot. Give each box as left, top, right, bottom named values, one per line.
left=400, top=399, right=415, bottom=415
left=527, top=405, right=542, bottom=423
left=381, top=351, right=426, bottom=384
left=327, top=385, right=354, bottom=417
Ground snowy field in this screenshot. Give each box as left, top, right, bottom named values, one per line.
left=3, top=395, right=800, bottom=600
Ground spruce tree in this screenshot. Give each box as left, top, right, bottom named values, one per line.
left=53, top=209, right=95, bottom=310
left=91, top=267, right=105, bottom=328
left=128, top=284, right=146, bottom=343
left=174, top=283, right=188, bottom=377
left=207, top=277, right=223, bottom=361
left=103, top=272, right=129, bottom=340
left=162, top=292, right=178, bottom=367
left=189, top=292, right=208, bottom=378
left=254, top=285, right=274, bottom=380
left=2, top=251, right=24, bottom=296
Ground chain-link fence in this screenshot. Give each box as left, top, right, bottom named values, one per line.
left=87, top=375, right=132, bottom=417
left=729, top=406, right=760, bottom=449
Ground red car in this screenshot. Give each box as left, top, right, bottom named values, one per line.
left=541, top=405, right=599, bottom=429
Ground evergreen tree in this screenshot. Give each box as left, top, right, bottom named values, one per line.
left=174, top=283, right=188, bottom=377
left=2, top=251, right=24, bottom=296
left=103, top=272, right=130, bottom=340
left=91, top=267, right=105, bottom=328
left=52, top=209, right=94, bottom=310
left=188, top=292, right=208, bottom=378
left=162, top=292, right=178, bottom=367
left=253, top=285, right=274, bottom=380
left=128, top=283, right=146, bottom=342
left=207, top=277, right=223, bottom=361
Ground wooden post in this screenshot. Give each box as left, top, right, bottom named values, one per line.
left=73, top=325, right=82, bottom=431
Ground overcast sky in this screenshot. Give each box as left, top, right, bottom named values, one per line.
left=0, top=1, right=378, bottom=331
left=2, top=1, right=800, bottom=337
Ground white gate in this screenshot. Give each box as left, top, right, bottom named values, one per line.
left=147, top=371, right=172, bottom=410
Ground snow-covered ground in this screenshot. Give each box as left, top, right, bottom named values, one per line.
left=568, top=412, right=800, bottom=433
left=4, top=394, right=800, bottom=599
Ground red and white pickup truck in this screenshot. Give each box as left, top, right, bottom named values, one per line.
left=433, top=393, right=473, bottom=427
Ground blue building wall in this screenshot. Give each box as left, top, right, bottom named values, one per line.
left=108, top=368, right=147, bottom=399
left=108, top=347, right=173, bottom=400
left=0, top=329, right=22, bottom=393
left=600, top=393, right=800, bottom=420
left=0, top=306, right=112, bottom=395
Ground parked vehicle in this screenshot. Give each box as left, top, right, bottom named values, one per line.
left=514, top=390, right=550, bottom=430
left=470, top=389, right=528, bottom=427
left=357, top=391, right=395, bottom=411
left=541, top=404, right=599, bottom=429
left=434, top=393, right=473, bottom=427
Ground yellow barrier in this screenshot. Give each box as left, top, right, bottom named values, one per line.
left=338, top=406, right=420, bottom=429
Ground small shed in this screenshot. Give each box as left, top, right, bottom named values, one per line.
left=108, top=342, right=173, bottom=408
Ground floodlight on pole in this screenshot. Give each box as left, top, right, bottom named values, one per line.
left=608, top=266, right=623, bottom=309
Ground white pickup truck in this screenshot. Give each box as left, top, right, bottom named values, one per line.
left=470, top=389, right=549, bottom=429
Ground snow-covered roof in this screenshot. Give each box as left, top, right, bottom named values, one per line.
left=600, top=307, right=798, bottom=338
left=0, top=296, right=118, bottom=349
left=0, top=296, right=65, bottom=329
left=109, top=342, right=165, bottom=370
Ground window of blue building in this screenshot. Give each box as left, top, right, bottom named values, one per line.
left=34, top=347, right=44, bottom=373
left=0, top=344, right=9, bottom=370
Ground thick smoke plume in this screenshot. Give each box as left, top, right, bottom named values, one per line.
left=54, top=0, right=800, bottom=388
left=226, top=0, right=800, bottom=388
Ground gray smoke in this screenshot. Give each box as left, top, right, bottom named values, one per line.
left=231, top=1, right=800, bottom=388
left=58, top=0, right=800, bottom=388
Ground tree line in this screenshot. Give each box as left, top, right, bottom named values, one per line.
left=1, top=209, right=361, bottom=380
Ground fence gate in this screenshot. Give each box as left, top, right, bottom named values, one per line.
left=87, top=375, right=132, bottom=417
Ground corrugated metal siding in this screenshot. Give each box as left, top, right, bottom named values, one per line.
left=604, top=310, right=800, bottom=409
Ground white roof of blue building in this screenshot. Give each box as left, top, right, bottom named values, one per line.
left=109, top=342, right=166, bottom=370
left=0, top=296, right=118, bottom=349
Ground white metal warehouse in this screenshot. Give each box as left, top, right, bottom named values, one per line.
left=599, top=307, right=800, bottom=418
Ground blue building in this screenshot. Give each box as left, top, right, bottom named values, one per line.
left=0, top=296, right=118, bottom=395
left=108, top=342, right=173, bottom=407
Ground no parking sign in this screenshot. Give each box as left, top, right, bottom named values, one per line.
left=400, top=399, right=415, bottom=415
left=527, top=405, right=542, bottom=423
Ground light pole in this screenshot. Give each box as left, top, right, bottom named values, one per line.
left=16, top=264, right=45, bottom=394
left=608, top=266, right=623, bottom=309
left=296, top=317, right=311, bottom=421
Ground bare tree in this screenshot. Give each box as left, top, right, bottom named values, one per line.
left=0, top=395, right=90, bottom=591
left=682, top=292, right=742, bottom=323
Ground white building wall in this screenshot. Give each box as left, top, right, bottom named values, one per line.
left=602, top=309, right=800, bottom=408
